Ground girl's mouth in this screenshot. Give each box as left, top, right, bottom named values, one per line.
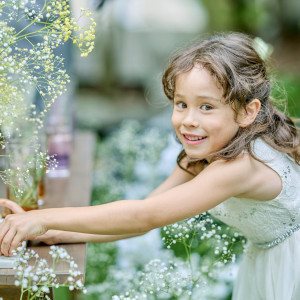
left=183, top=134, right=207, bottom=144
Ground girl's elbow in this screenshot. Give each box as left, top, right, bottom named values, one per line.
left=136, top=217, right=155, bottom=233
left=137, top=208, right=163, bottom=232
left=135, top=200, right=166, bottom=232
left=141, top=219, right=158, bottom=232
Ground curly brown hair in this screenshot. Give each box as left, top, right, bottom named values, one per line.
left=162, top=32, right=300, bottom=173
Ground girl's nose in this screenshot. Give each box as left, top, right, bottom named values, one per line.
left=182, top=111, right=199, bottom=127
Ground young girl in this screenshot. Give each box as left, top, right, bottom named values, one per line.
left=1, top=32, right=300, bottom=299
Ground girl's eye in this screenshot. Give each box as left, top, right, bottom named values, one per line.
left=200, top=104, right=213, bottom=111
left=176, top=102, right=187, bottom=109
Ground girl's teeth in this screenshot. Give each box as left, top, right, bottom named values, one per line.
left=185, top=136, right=203, bottom=141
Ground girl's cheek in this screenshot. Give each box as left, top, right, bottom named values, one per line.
left=171, top=114, right=178, bottom=127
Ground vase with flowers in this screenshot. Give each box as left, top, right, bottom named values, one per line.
left=0, top=0, right=96, bottom=209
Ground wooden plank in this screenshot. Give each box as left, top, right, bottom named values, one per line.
left=44, top=131, right=95, bottom=209
left=65, top=131, right=95, bottom=207
left=0, top=131, right=95, bottom=296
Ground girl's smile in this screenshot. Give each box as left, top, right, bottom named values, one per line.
left=182, top=133, right=207, bottom=145
left=172, top=65, right=241, bottom=161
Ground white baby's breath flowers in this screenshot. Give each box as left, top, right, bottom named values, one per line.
left=162, top=212, right=246, bottom=267
left=111, top=256, right=205, bottom=299
left=13, top=245, right=85, bottom=299
left=0, top=0, right=95, bottom=207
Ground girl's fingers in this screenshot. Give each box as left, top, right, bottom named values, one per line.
left=0, top=210, right=44, bottom=255
left=0, top=220, right=10, bottom=252
left=0, top=199, right=24, bottom=214
left=9, top=232, right=23, bottom=256
left=1, top=226, right=17, bottom=256
left=0, top=214, right=21, bottom=256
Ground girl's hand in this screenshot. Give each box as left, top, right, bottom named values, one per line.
left=0, top=202, right=47, bottom=256
left=0, top=200, right=62, bottom=246
left=33, top=230, right=64, bottom=245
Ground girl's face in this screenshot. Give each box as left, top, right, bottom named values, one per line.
left=172, top=65, right=241, bottom=162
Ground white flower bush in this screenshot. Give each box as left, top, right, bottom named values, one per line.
left=92, top=119, right=170, bottom=204
left=86, top=118, right=246, bottom=300
left=162, top=213, right=245, bottom=266
left=13, top=244, right=86, bottom=299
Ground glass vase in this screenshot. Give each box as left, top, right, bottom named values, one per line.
left=5, top=139, right=40, bottom=210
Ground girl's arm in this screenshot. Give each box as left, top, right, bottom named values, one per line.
left=0, top=163, right=192, bottom=247
left=0, top=199, right=146, bottom=245
left=36, top=163, right=194, bottom=244
left=35, top=164, right=194, bottom=245
left=0, top=154, right=264, bottom=255
left=35, top=230, right=146, bottom=245
left=146, top=161, right=196, bottom=198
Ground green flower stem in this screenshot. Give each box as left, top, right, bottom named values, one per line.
left=14, top=2, right=48, bottom=38
left=183, top=229, right=202, bottom=300
left=27, top=277, right=33, bottom=300
left=15, top=27, right=49, bottom=41
left=15, top=0, right=23, bottom=30
left=20, top=268, right=25, bottom=300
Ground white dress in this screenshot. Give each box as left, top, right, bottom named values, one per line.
left=209, top=138, right=300, bottom=300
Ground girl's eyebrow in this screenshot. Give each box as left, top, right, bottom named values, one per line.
left=174, top=93, right=220, bottom=102
left=196, top=95, right=220, bottom=102
left=174, top=93, right=184, bottom=99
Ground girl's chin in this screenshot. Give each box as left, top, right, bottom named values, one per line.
left=185, top=151, right=214, bottom=162
left=186, top=154, right=207, bottom=161
left=187, top=156, right=213, bottom=165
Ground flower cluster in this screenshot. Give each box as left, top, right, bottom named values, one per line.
left=0, top=0, right=95, bottom=207
left=13, top=244, right=86, bottom=299
left=0, top=0, right=96, bottom=127
left=110, top=256, right=205, bottom=300
left=162, top=212, right=246, bottom=266
left=138, top=259, right=193, bottom=297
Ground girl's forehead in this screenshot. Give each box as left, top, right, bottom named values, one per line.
left=175, top=66, right=224, bottom=99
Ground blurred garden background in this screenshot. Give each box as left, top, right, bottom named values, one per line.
left=58, top=0, right=300, bottom=299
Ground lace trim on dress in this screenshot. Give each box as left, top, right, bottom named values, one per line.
left=255, top=224, right=300, bottom=249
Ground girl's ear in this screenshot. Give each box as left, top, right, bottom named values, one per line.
left=238, top=99, right=261, bottom=128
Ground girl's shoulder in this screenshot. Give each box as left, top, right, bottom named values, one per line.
left=203, top=141, right=284, bottom=201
